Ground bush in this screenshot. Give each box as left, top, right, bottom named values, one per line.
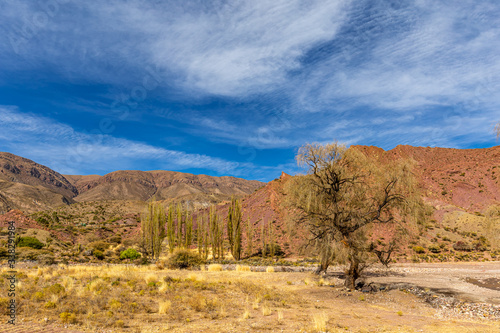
left=120, top=248, right=141, bottom=260
left=17, top=247, right=43, bottom=261
left=94, top=250, right=105, bottom=260
left=108, top=235, right=122, bottom=244
left=428, top=245, right=441, bottom=253
left=88, top=241, right=111, bottom=252
left=453, top=241, right=472, bottom=252
left=166, top=249, right=205, bottom=269
left=59, top=312, right=77, bottom=324
left=17, top=236, right=44, bottom=249
left=412, top=246, right=425, bottom=254
left=38, top=254, right=56, bottom=265
left=258, top=244, right=285, bottom=257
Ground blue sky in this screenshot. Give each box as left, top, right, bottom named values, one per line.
left=0, top=0, right=499, bottom=182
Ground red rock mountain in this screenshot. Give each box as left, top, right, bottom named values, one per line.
left=210, top=145, right=500, bottom=256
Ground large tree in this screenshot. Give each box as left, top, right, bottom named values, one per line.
left=286, top=143, right=424, bottom=289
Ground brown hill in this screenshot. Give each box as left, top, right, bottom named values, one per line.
left=0, top=152, right=77, bottom=199
left=0, top=152, right=77, bottom=213
left=66, top=170, right=264, bottom=203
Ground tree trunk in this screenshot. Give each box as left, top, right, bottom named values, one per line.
left=344, top=258, right=359, bottom=290
left=315, top=262, right=329, bottom=275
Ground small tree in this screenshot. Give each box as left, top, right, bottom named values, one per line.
left=141, top=201, right=166, bottom=260
left=496, top=121, right=500, bottom=139
left=286, top=143, right=423, bottom=289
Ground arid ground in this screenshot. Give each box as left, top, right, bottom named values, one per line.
left=1, top=262, right=499, bottom=333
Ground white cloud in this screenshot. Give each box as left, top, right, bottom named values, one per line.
left=0, top=106, right=251, bottom=176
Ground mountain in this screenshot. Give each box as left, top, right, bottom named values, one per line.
left=64, top=170, right=263, bottom=203
left=0, top=152, right=78, bottom=199
left=204, top=145, right=500, bottom=257
left=353, top=145, right=500, bottom=212
left=0, top=152, right=77, bottom=213
left=0, top=152, right=265, bottom=213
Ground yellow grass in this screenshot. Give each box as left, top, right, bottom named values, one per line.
left=208, top=264, right=222, bottom=271
left=312, top=312, right=328, bottom=332
left=262, top=302, right=272, bottom=316
left=1, top=263, right=498, bottom=333
left=236, top=265, right=251, bottom=272
left=158, top=300, right=171, bottom=314
left=266, top=266, right=275, bottom=273
left=242, top=308, right=251, bottom=319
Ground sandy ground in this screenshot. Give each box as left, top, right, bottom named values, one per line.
left=359, top=261, right=500, bottom=304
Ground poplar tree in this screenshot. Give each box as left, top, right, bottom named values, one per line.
left=167, top=204, right=175, bottom=253
left=227, top=197, right=242, bottom=260
left=141, top=201, right=166, bottom=260
left=176, top=203, right=183, bottom=248
left=186, top=211, right=193, bottom=248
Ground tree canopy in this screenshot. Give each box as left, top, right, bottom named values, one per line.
left=286, top=143, right=425, bottom=289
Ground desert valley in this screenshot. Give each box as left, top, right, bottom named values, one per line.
left=0, top=145, right=499, bottom=332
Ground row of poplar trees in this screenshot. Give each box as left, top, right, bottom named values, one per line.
left=141, top=197, right=245, bottom=260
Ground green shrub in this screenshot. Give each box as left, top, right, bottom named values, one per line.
left=38, top=254, right=56, bottom=265
left=59, top=312, right=77, bottom=324
left=17, top=236, right=44, bottom=249
left=412, top=246, right=425, bottom=254
left=428, top=245, right=441, bottom=253
left=120, top=248, right=141, bottom=260
left=94, top=250, right=105, bottom=260
left=88, top=241, right=111, bottom=252
left=0, top=247, right=8, bottom=258
left=166, top=249, right=205, bottom=269
left=45, top=283, right=65, bottom=295
left=453, top=241, right=472, bottom=252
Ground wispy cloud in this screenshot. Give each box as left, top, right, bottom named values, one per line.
left=0, top=106, right=260, bottom=177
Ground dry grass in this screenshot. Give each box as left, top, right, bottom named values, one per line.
left=0, top=264, right=497, bottom=332
left=262, top=302, right=272, bottom=316
left=236, top=265, right=251, bottom=272
left=266, top=266, right=275, bottom=273
left=277, top=309, right=284, bottom=324
left=312, top=312, right=328, bottom=332
left=242, top=308, right=251, bottom=319
left=158, top=300, right=171, bottom=314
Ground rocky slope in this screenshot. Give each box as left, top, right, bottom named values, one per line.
left=353, top=145, right=500, bottom=213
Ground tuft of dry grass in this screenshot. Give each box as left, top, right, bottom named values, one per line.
left=242, top=308, right=251, bottom=319
left=277, top=309, right=284, bottom=324
left=312, top=312, right=328, bottom=332
left=208, top=264, right=222, bottom=271
left=144, top=273, right=159, bottom=284
left=159, top=300, right=171, bottom=314
left=236, top=265, right=251, bottom=272
left=266, top=266, right=275, bottom=273
left=262, top=302, right=272, bottom=316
